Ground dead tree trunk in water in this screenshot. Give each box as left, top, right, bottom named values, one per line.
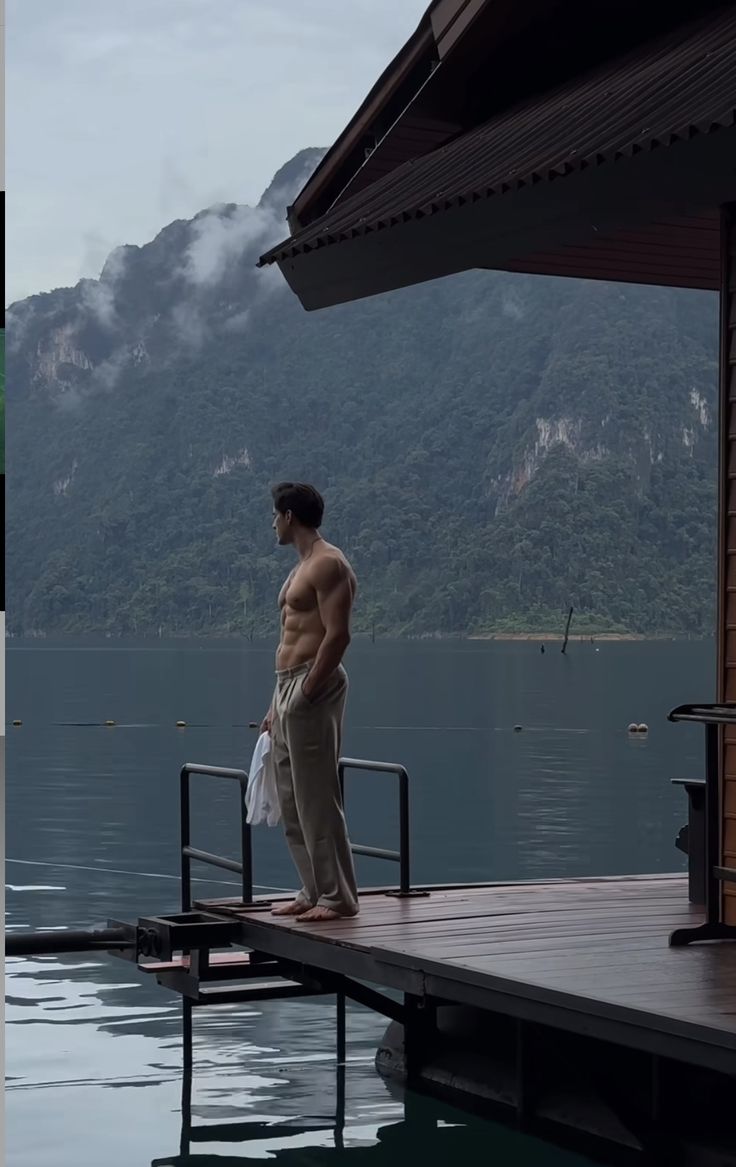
left=561, top=607, right=574, bottom=654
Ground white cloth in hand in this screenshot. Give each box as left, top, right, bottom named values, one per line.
left=245, top=731, right=280, bottom=827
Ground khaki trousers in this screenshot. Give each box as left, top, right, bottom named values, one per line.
left=271, top=661, right=359, bottom=916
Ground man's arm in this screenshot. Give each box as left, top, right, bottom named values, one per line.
left=302, top=558, right=353, bottom=699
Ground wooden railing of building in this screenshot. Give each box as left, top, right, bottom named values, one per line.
left=719, top=202, right=736, bottom=927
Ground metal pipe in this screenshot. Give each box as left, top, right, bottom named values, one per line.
left=336, top=990, right=346, bottom=1063
left=339, top=758, right=413, bottom=893
left=180, top=763, right=254, bottom=905
left=182, top=763, right=248, bottom=781
left=5, top=927, right=131, bottom=957
left=398, top=766, right=410, bottom=895
left=182, top=846, right=244, bottom=875
left=180, top=768, right=192, bottom=912
left=239, top=779, right=253, bottom=903
left=340, top=756, right=410, bottom=775
left=668, top=705, right=736, bottom=726
left=335, top=990, right=346, bottom=1149
left=350, top=843, right=399, bottom=862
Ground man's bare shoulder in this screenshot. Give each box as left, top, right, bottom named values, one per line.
left=308, top=545, right=356, bottom=588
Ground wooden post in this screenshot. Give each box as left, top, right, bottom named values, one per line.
left=561, top=606, right=574, bottom=654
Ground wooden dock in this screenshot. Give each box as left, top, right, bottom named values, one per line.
left=199, top=874, right=736, bottom=1074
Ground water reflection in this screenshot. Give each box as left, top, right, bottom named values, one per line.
left=6, top=952, right=594, bottom=1166
left=163, top=997, right=593, bottom=1167
left=160, top=1094, right=595, bottom=1166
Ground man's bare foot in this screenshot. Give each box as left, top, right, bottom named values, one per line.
left=271, top=900, right=312, bottom=917
left=296, top=906, right=355, bottom=923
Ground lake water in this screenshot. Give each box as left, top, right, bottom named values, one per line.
left=5, top=637, right=715, bottom=1165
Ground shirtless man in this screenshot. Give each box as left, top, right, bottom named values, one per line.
left=260, top=482, right=359, bottom=922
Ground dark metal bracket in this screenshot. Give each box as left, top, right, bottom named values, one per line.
left=136, top=912, right=241, bottom=961
left=669, top=922, right=736, bottom=947
left=278, top=958, right=408, bottom=1024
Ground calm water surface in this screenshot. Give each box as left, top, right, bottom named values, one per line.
left=5, top=638, right=714, bottom=1165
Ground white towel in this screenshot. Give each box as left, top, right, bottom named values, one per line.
left=245, top=731, right=281, bottom=827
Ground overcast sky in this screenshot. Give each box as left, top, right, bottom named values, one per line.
left=7, top=0, right=427, bottom=305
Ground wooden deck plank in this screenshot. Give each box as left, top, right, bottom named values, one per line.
left=363, top=917, right=696, bottom=941
left=203, top=880, right=687, bottom=919
left=362, top=913, right=697, bottom=940
left=222, top=899, right=698, bottom=934
left=408, top=937, right=691, bottom=959
left=467, top=972, right=736, bottom=995
left=415, top=947, right=722, bottom=974
left=274, top=883, right=686, bottom=908
left=412, top=947, right=736, bottom=986
left=251, top=911, right=700, bottom=950
left=196, top=875, right=736, bottom=1064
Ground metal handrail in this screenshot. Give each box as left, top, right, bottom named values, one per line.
left=338, top=756, right=414, bottom=896
left=180, top=763, right=253, bottom=911
left=180, top=755, right=423, bottom=909
left=668, top=702, right=736, bottom=726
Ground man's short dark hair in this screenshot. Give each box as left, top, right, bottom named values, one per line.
left=271, top=482, right=325, bottom=529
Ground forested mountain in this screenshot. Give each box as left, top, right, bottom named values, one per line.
left=6, top=150, right=718, bottom=638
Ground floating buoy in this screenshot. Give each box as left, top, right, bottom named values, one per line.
left=627, top=723, right=638, bottom=733
left=513, top=725, right=523, bottom=733
left=105, top=720, right=116, bottom=727
left=12, top=720, right=22, bottom=727
left=176, top=720, right=187, bottom=728
left=637, top=723, right=649, bottom=734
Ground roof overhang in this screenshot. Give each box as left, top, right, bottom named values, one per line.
left=271, top=129, right=735, bottom=308
left=261, top=3, right=736, bottom=308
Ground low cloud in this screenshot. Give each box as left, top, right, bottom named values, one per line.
left=182, top=203, right=285, bottom=287
left=100, top=245, right=129, bottom=283
left=55, top=350, right=130, bottom=410
left=170, top=300, right=209, bottom=349
left=80, top=279, right=118, bottom=327
left=6, top=302, right=35, bottom=352
left=181, top=150, right=323, bottom=289
left=78, top=243, right=129, bottom=328
left=92, top=351, right=128, bottom=391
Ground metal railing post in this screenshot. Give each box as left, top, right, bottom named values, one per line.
left=180, top=767, right=192, bottom=912
left=398, top=766, right=410, bottom=896
left=240, top=777, right=253, bottom=904
left=338, top=757, right=427, bottom=898
left=179, top=764, right=258, bottom=908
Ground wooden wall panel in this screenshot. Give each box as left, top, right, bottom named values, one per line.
left=718, top=204, right=736, bottom=924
